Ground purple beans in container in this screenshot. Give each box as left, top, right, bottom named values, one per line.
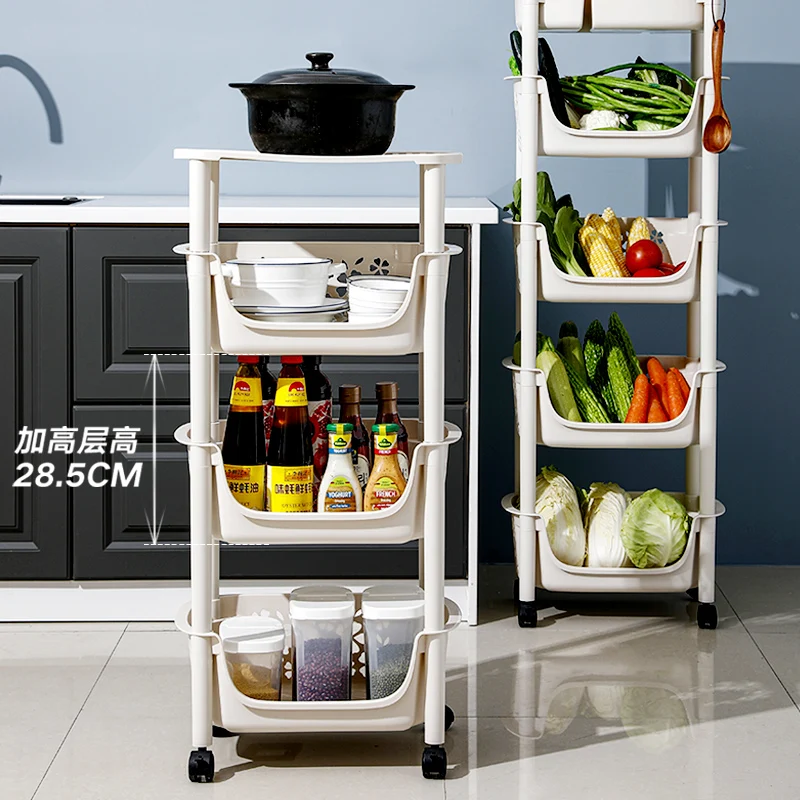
left=296, top=637, right=351, bottom=701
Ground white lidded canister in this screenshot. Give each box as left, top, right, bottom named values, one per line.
left=219, top=615, right=285, bottom=701
left=289, top=586, right=355, bottom=701
left=361, top=584, right=424, bottom=699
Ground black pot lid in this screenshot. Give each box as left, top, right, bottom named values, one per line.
left=233, top=52, right=413, bottom=88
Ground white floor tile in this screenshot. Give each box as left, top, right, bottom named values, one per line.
left=747, top=631, right=800, bottom=707
left=718, top=566, right=800, bottom=632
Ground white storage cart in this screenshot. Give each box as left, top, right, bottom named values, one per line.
left=506, top=0, right=726, bottom=628
left=174, top=149, right=463, bottom=781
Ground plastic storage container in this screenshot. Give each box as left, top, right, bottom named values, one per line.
left=219, top=615, right=286, bottom=701
left=362, top=585, right=425, bottom=699
left=290, top=586, right=355, bottom=701
left=590, top=0, right=704, bottom=30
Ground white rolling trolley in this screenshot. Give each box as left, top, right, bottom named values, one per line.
left=173, top=149, right=463, bottom=781
left=506, top=0, right=727, bottom=628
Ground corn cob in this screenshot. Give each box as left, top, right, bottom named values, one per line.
left=579, top=226, right=630, bottom=278
left=586, top=213, right=626, bottom=270
left=628, top=216, right=654, bottom=248
left=602, top=208, right=623, bottom=246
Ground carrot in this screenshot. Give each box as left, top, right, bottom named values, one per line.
left=666, top=370, right=687, bottom=420
left=670, top=367, right=691, bottom=401
left=647, top=392, right=670, bottom=423
left=625, top=374, right=651, bottom=423
left=647, top=357, right=668, bottom=406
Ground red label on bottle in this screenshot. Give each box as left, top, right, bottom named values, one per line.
left=263, top=398, right=275, bottom=451
left=308, top=398, right=332, bottom=498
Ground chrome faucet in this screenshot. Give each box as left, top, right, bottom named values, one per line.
left=0, top=55, right=63, bottom=186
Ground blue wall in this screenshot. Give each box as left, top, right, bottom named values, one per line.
left=2, top=2, right=797, bottom=564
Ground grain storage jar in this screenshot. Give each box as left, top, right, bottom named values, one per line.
left=289, top=586, right=355, bottom=701
left=219, top=615, right=285, bottom=701
left=362, top=585, right=424, bottom=699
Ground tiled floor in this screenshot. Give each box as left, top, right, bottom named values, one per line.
left=3, top=566, right=800, bottom=799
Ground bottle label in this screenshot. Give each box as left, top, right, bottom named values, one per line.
left=353, top=452, right=370, bottom=489
left=323, top=476, right=358, bottom=512
left=374, top=431, right=398, bottom=456
left=224, top=464, right=265, bottom=510
left=397, top=451, right=410, bottom=481
left=329, top=431, right=352, bottom=455
left=229, top=377, right=262, bottom=408
left=308, top=398, right=332, bottom=494
left=266, top=465, right=313, bottom=512
left=262, top=398, right=275, bottom=450
left=369, top=476, right=402, bottom=510
left=275, top=377, right=308, bottom=407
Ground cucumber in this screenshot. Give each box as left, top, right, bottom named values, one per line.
left=583, top=320, right=617, bottom=421
left=561, top=353, right=611, bottom=424
left=559, top=321, right=579, bottom=339
left=605, top=331, right=635, bottom=421
left=558, top=333, right=588, bottom=384
left=536, top=349, right=581, bottom=423
left=608, top=312, right=643, bottom=381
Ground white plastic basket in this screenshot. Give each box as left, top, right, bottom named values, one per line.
left=509, top=216, right=728, bottom=304
left=504, top=492, right=725, bottom=593
left=516, top=0, right=585, bottom=31
left=174, top=241, right=460, bottom=356
left=175, top=592, right=461, bottom=734
left=505, top=355, right=726, bottom=449
left=516, top=77, right=709, bottom=159
left=174, top=419, right=462, bottom=545
left=590, top=0, right=705, bottom=30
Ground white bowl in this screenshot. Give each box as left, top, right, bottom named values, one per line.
left=223, top=257, right=333, bottom=308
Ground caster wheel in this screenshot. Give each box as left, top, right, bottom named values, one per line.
left=188, top=748, right=215, bottom=783
left=697, top=603, right=718, bottom=630
left=445, top=705, right=455, bottom=731
left=518, top=600, right=538, bottom=628
left=422, top=744, right=447, bottom=779
left=686, top=587, right=699, bottom=602
left=212, top=725, right=236, bottom=738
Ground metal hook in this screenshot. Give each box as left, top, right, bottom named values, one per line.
left=712, top=0, right=727, bottom=30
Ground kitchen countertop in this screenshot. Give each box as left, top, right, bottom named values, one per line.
left=0, top=196, right=498, bottom=226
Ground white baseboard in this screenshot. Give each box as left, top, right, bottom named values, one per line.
left=0, top=580, right=474, bottom=625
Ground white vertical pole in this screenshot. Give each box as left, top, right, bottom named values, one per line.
left=208, top=161, right=221, bottom=607
left=421, top=162, right=447, bottom=748
left=698, top=2, right=720, bottom=606
left=188, top=159, right=214, bottom=750
left=516, top=0, right=539, bottom=617
left=467, top=223, right=481, bottom=625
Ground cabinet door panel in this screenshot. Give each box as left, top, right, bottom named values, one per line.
left=72, top=404, right=466, bottom=580
left=0, top=228, right=69, bottom=578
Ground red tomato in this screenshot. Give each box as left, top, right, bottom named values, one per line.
left=659, top=263, right=676, bottom=274
left=632, top=267, right=669, bottom=278
left=673, top=261, right=687, bottom=273
left=626, top=240, right=663, bottom=273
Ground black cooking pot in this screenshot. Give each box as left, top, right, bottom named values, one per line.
left=230, top=52, right=414, bottom=156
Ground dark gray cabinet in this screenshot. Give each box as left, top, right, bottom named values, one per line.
left=72, top=404, right=467, bottom=580
left=0, top=228, right=70, bottom=579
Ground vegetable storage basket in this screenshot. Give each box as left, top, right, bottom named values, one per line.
left=505, top=356, right=726, bottom=449
left=362, top=585, right=425, bottom=700
left=289, top=586, right=355, bottom=702
left=509, top=216, right=727, bottom=304
left=219, top=616, right=285, bottom=701
left=590, top=0, right=705, bottom=30
left=515, top=0, right=585, bottom=31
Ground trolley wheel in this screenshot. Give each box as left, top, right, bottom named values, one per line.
left=518, top=600, right=538, bottom=628
left=686, top=587, right=699, bottom=602
left=421, top=744, right=447, bottom=779
left=212, top=725, right=236, bottom=738
left=445, top=705, right=455, bottom=731
left=697, top=603, right=718, bottom=630
left=188, top=748, right=215, bottom=783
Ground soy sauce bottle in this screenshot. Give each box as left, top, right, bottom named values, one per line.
left=303, top=356, right=332, bottom=502
left=374, top=381, right=410, bottom=480
left=266, top=356, right=314, bottom=512
left=259, top=356, right=278, bottom=453
left=338, top=384, right=371, bottom=490
left=222, top=356, right=267, bottom=510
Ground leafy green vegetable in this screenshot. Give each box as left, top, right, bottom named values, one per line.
left=553, top=206, right=587, bottom=277
left=509, top=54, right=521, bottom=77
left=503, top=178, right=522, bottom=222
left=631, top=118, right=674, bottom=131
left=621, top=490, right=689, bottom=569
left=627, top=56, right=680, bottom=89
left=536, top=467, right=586, bottom=566
left=538, top=171, right=558, bottom=221
left=585, top=483, right=630, bottom=568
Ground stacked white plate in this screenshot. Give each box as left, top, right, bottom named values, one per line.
left=348, top=276, right=410, bottom=322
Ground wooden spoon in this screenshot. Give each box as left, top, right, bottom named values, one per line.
left=703, top=20, right=732, bottom=153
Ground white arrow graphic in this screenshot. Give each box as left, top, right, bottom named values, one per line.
left=144, top=355, right=166, bottom=545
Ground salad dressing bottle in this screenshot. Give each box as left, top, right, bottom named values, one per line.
left=364, top=423, right=407, bottom=511
left=318, top=423, right=362, bottom=513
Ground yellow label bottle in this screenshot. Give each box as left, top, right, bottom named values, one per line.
left=364, top=423, right=407, bottom=511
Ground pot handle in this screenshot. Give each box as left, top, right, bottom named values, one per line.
left=306, top=52, right=334, bottom=71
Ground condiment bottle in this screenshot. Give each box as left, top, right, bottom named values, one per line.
left=318, top=423, right=362, bottom=513
left=364, top=423, right=407, bottom=511
left=259, top=356, right=278, bottom=453
left=266, top=355, right=314, bottom=512
left=374, top=382, right=409, bottom=479
left=337, top=384, right=371, bottom=490
left=222, top=356, right=267, bottom=510
left=303, top=356, right=332, bottom=502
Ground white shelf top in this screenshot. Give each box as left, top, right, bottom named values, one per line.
left=0, top=195, right=498, bottom=226
left=174, top=149, right=463, bottom=165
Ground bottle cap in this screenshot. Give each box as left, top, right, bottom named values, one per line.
left=327, top=422, right=354, bottom=433
left=372, top=423, right=399, bottom=434
left=375, top=381, right=399, bottom=401
left=281, top=355, right=303, bottom=364
left=339, top=384, right=362, bottom=404
left=237, top=355, right=259, bottom=364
